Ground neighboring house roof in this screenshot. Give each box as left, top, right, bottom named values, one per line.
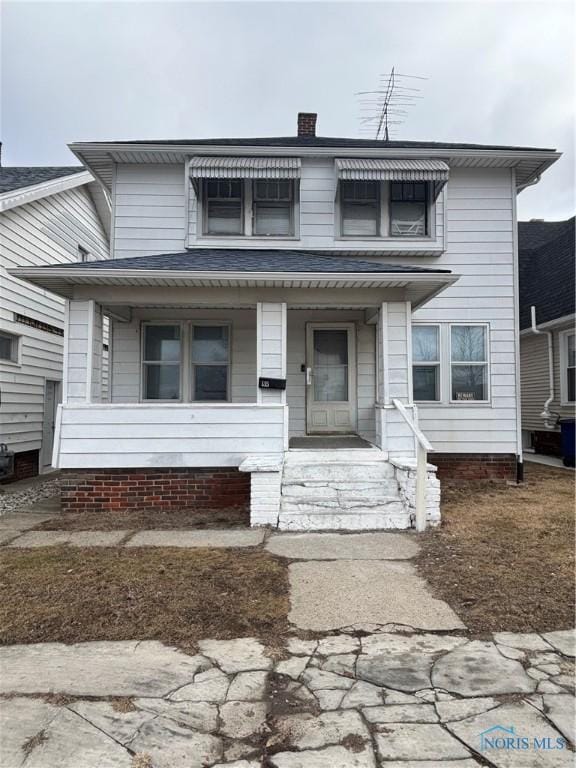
left=33, top=249, right=452, bottom=274
left=0, top=166, right=85, bottom=194
left=518, top=217, right=575, bottom=330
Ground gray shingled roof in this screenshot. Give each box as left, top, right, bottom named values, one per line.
left=38, top=249, right=451, bottom=274
left=82, top=136, right=555, bottom=152
left=519, top=217, right=575, bottom=330
left=0, top=166, right=85, bottom=194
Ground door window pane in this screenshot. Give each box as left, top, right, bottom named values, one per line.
left=413, top=366, right=439, bottom=401
left=144, top=325, right=180, bottom=362
left=451, top=326, right=486, bottom=362
left=194, top=365, right=228, bottom=401
left=314, top=367, right=348, bottom=401
left=451, top=365, right=487, bottom=401
left=314, top=330, right=348, bottom=365
left=192, top=326, right=229, bottom=363
left=144, top=364, right=180, bottom=400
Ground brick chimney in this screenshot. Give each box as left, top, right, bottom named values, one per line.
left=297, top=112, right=317, bottom=137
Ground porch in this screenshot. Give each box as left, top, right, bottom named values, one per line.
left=13, top=249, right=456, bottom=530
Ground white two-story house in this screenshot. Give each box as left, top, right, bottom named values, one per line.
left=0, top=159, right=109, bottom=482
left=10, top=114, right=560, bottom=529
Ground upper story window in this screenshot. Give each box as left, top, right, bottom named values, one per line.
left=205, top=180, right=244, bottom=236
left=340, top=181, right=380, bottom=237
left=390, top=182, right=428, bottom=237
left=253, top=181, right=293, bottom=236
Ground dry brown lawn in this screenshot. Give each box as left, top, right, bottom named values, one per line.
left=417, top=463, right=575, bottom=634
left=0, top=547, right=289, bottom=651
left=35, top=505, right=249, bottom=531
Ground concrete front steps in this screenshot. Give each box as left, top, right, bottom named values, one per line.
left=279, top=448, right=410, bottom=530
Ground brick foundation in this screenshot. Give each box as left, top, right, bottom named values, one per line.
left=61, top=468, right=250, bottom=512
left=433, top=453, right=517, bottom=481
left=0, top=450, right=40, bottom=485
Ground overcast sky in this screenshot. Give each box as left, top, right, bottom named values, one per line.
left=1, top=0, right=573, bottom=220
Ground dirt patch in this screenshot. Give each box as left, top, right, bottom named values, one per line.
left=417, top=463, right=575, bottom=634
left=35, top=506, right=249, bottom=531
left=22, top=730, right=48, bottom=757
left=0, top=547, right=289, bottom=651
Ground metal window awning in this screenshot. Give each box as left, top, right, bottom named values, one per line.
left=335, top=158, right=449, bottom=198
left=189, top=156, right=301, bottom=180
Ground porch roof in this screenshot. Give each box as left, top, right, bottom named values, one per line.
left=9, top=248, right=458, bottom=308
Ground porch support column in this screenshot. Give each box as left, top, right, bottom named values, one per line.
left=257, top=301, right=288, bottom=448
left=376, top=301, right=415, bottom=453
left=66, top=299, right=103, bottom=404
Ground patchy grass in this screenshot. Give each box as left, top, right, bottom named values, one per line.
left=0, top=547, right=289, bottom=651
left=417, top=463, right=575, bottom=634
left=35, top=505, right=249, bottom=531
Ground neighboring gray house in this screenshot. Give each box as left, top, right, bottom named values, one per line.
left=519, top=217, right=575, bottom=455
left=0, top=158, right=110, bottom=480
left=10, top=113, right=561, bottom=529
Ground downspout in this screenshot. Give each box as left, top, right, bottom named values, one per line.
left=513, top=170, right=542, bottom=482
left=530, top=306, right=556, bottom=429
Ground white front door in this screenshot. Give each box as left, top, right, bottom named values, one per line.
left=42, top=380, right=60, bottom=468
left=305, top=323, right=357, bottom=434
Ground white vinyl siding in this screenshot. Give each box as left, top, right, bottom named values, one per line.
left=0, top=186, right=109, bottom=456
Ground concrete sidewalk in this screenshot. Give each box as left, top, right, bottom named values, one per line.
left=0, top=629, right=573, bottom=768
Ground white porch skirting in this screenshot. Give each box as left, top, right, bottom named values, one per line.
left=53, top=403, right=288, bottom=469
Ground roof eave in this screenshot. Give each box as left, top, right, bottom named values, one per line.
left=0, top=170, right=94, bottom=213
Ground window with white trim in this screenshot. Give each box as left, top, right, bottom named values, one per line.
left=0, top=331, right=19, bottom=363
left=340, top=181, right=380, bottom=236
left=191, top=326, right=230, bottom=401
left=78, top=245, right=90, bottom=262
left=204, top=180, right=244, bottom=235
left=253, top=181, right=293, bottom=236
left=561, top=330, right=575, bottom=403
left=142, top=325, right=181, bottom=400
left=450, top=325, right=489, bottom=402
left=412, top=325, right=440, bottom=401
left=390, top=182, right=428, bottom=237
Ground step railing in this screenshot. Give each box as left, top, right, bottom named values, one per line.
left=391, top=399, right=434, bottom=532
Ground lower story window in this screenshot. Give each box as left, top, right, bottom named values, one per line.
left=191, top=326, right=230, bottom=401
left=0, top=331, right=19, bottom=363
left=562, top=330, right=575, bottom=403
left=412, top=325, right=440, bottom=401
left=450, top=325, right=488, bottom=401
left=142, top=324, right=181, bottom=400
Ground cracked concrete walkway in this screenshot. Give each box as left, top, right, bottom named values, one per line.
left=0, top=629, right=573, bottom=767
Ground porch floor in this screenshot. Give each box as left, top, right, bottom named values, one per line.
left=288, top=435, right=374, bottom=450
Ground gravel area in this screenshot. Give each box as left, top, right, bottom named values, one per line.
left=0, top=477, right=62, bottom=516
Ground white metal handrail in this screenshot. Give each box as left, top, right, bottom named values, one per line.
left=392, top=398, right=433, bottom=532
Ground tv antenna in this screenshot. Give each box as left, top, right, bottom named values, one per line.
left=357, top=68, right=428, bottom=140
